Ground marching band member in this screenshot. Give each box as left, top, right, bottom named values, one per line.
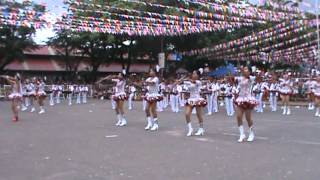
left=0, top=74, right=23, bottom=122
left=170, top=81, right=180, bottom=113
left=98, top=73, right=128, bottom=127
left=56, top=84, right=63, bottom=104
left=224, top=77, right=235, bottom=116
left=180, top=70, right=207, bottom=136
left=162, top=82, right=170, bottom=109
left=49, top=84, right=56, bottom=106
left=21, top=80, right=28, bottom=111
left=66, top=84, right=73, bottom=106
left=234, top=67, right=258, bottom=142
left=128, top=84, right=136, bottom=110
left=261, top=78, right=270, bottom=110
left=253, top=76, right=265, bottom=113
left=312, top=76, right=320, bottom=117
left=27, top=78, right=36, bottom=113
left=156, top=82, right=164, bottom=112
left=81, top=85, right=89, bottom=104
left=36, top=78, right=46, bottom=114
left=141, top=84, right=148, bottom=111
left=144, top=69, right=163, bottom=131
left=178, top=82, right=185, bottom=108
left=211, top=78, right=220, bottom=113
left=75, top=85, right=81, bottom=104
left=206, top=77, right=214, bottom=115
left=279, top=73, right=293, bottom=115
left=305, top=77, right=315, bottom=110
left=177, top=83, right=184, bottom=111
left=269, top=75, right=279, bottom=112
left=219, top=79, right=226, bottom=107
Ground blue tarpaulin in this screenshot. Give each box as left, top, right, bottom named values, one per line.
left=208, top=64, right=237, bottom=77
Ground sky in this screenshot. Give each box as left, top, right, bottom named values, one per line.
left=15, top=0, right=315, bottom=44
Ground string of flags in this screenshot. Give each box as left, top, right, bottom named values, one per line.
left=119, top=0, right=302, bottom=22
left=182, top=19, right=317, bottom=57
left=0, top=5, right=51, bottom=29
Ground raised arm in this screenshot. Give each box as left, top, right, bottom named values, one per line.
left=0, top=75, right=16, bottom=84
left=96, top=75, right=114, bottom=84
left=174, top=75, right=189, bottom=85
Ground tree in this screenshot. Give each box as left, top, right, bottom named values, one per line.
left=47, top=30, right=85, bottom=79
left=0, top=26, right=36, bottom=73
left=77, top=32, right=115, bottom=82
left=0, top=1, right=46, bottom=73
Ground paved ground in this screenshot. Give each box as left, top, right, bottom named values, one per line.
left=0, top=100, right=320, bottom=180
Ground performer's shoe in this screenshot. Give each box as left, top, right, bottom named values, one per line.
left=186, top=127, right=193, bottom=137
left=150, top=123, right=159, bottom=131
left=145, top=118, right=153, bottom=130
left=247, top=127, right=255, bottom=142
left=119, top=119, right=127, bottom=127
left=238, top=126, right=246, bottom=143
left=21, top=106, right=27, bottom=112
left=30, top=107, right=35, bottom=113
left=115, top=120, right=121, bottom=126
left=12, top=116, right=18, bottom=122
left=286, top=108, right=291, bottom=115
left=238, top=134, right=246, bottom=143
left=195, top=128, right=205, bottom=136
left=282, top=108, right=286, bottom=115
left=38, top=109, right=45, bottom=114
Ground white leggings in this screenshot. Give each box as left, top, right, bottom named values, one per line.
left=225, top=97, right=234, bottom=116
left=269, top=93, right=277, bottom=111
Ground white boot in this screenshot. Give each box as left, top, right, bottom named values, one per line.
left=145, top=117, right=153, bottom=130
left=21, top=105, right=27, bottom=112
left=195, top=128, right=205, bottom=136
left=315, top=108, right=320, bottom=117
left=38, top=107, right=45, bottom=114
left=116, top=114, right=122, bottom=126
left=119, top=117, right=127, bottom=127
left=150, top=118, right=159, bottom=131
left=308, top=103, right=312, bottom=110
left=282, top=106, right=287, bottom=115
left=30, top=107, right=35, bottom=113
left=286, top=107, right=291, bottom=115
left=238, top=125, right=246, bottom=143
left=247, top=127, right=255, bottom=142
left=186, top=123, right=193, bottom=137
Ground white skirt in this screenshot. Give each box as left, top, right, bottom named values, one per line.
left=235, top=96, right=258, bottom=109
left=28, top=91, right=36, bottom=96
left=279, top=88, right=292, bottom=95
left=8, top=93, right=22, bottom=99
left=314, top=91, right=320, bottom=98
left=37, top=90, right=47, bottom=97
left=186, top=97, right=207, bottom=107
left=145, top=93, right=163, bottom=103
left=113, top=92, right=127, bottom=101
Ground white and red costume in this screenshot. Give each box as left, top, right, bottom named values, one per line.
left=234, top=77, right=258, bottom=109
left=112, top=79, right=127, bottom=101
left=184, top=80, right=207, bottom=107
left=144, top=77, right=163, bottom=103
